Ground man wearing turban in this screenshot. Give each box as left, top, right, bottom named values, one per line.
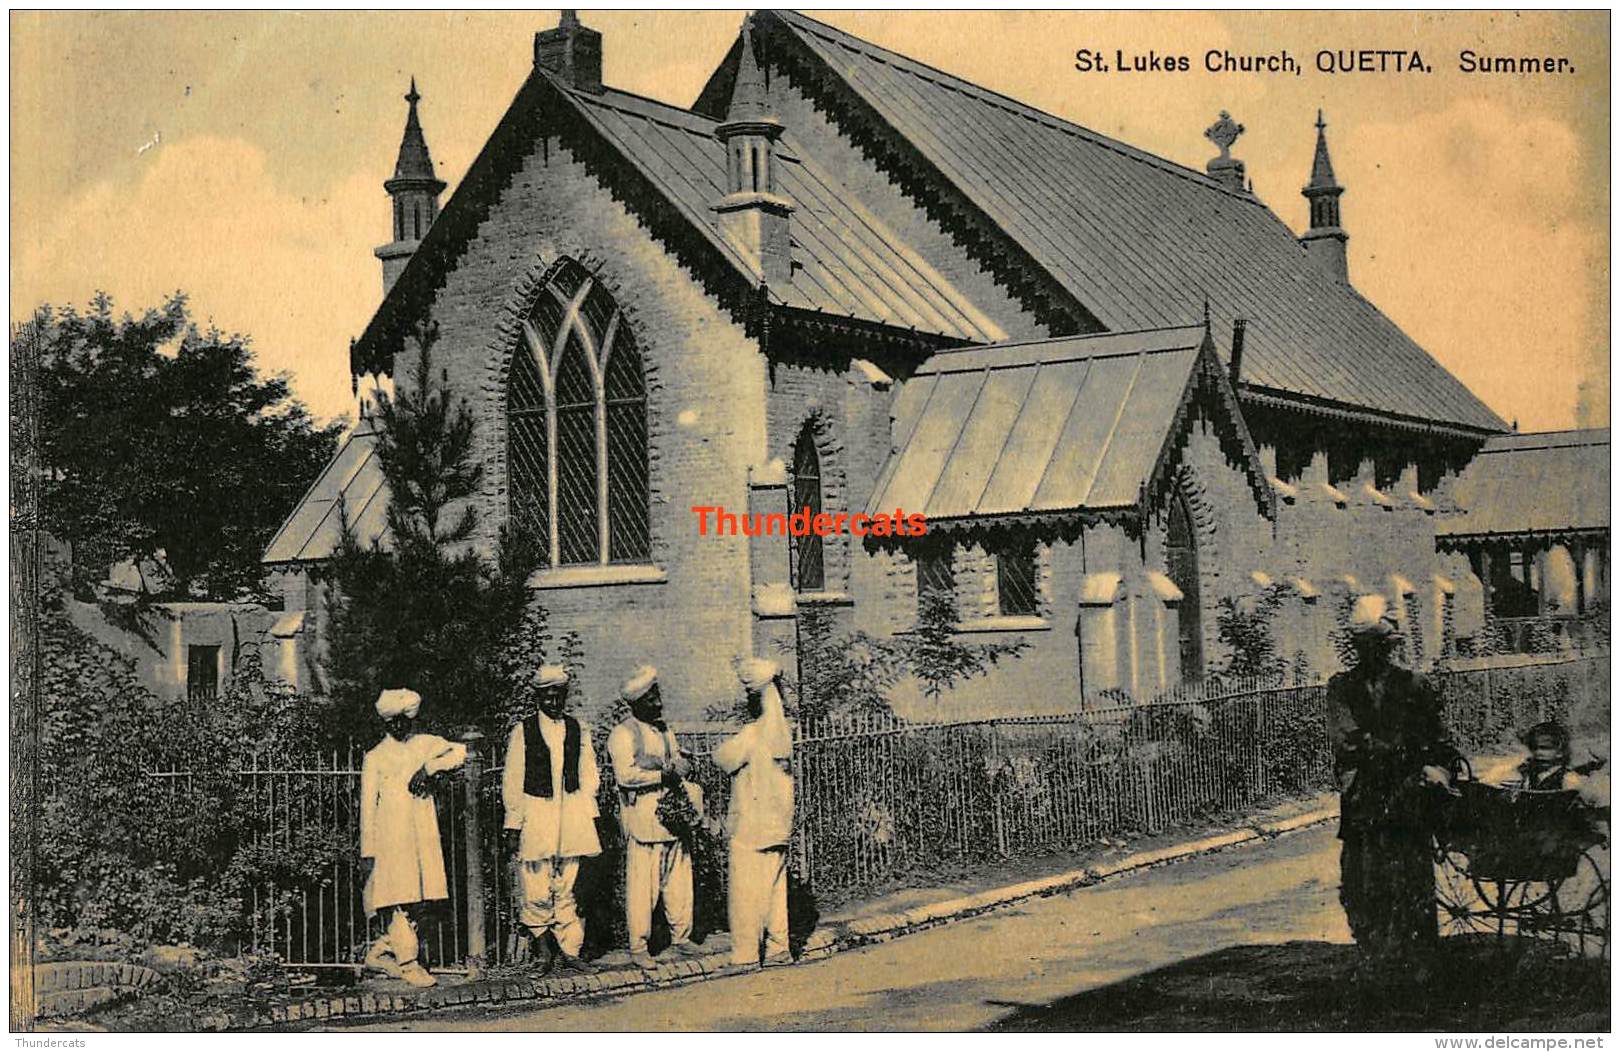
left=501, top=665, right=601, bottom=974
left=715, top=657, right=796, bottom=968
left=1328, top=594, right=1460, bottom=976
left=606, top=666, right=703, bottom=969
left=359, top=688, right=468, bottom=988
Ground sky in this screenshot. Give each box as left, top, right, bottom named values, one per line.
left=11, top=9, right=1610, bottom=431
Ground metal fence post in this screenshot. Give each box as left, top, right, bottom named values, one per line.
left=459, top=733, right=486, bottom=964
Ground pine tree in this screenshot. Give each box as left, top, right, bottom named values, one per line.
left=321, top=322, right=539, bottom=739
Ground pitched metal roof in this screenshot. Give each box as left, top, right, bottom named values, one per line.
left=262, top=424, right=390, bottom=565
left=869, top=325, right=1269, bottom=527
left=760, top=11, right=1506, bottom=434
left=351, top=63, right=1002, bottom=374
left=567, top=86, right=1003, bottom=343
left=1438, top=429, right=1610, bottom=540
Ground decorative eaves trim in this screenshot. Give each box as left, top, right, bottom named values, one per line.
left=1238, top=384, right=1505, bottom=440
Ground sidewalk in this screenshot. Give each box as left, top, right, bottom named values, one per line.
left=238, top=791, right=1337, bottom=1032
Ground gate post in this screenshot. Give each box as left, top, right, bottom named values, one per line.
left=459, top=733, right=487, bottom=963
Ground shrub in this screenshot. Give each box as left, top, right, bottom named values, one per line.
left=35, top=593, right=338, bottom=953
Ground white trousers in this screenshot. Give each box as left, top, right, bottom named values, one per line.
left=370, top=907, right=420, bottom=968
left=728, top=844, right=789, bottom=965
left=518, top=857, right=584, bottom=957
left=624, top=839, right=693, bottom=953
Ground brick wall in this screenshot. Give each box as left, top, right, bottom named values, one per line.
left=386, top=133, right=767, bottom=723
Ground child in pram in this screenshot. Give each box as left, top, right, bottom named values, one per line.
left=1477, top=720, right=1607, bottom=806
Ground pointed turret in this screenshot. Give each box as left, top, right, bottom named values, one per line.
left=375, top=78, right=447, bottom=294
left=1300, top=110, right=1349, bottom=284
left=712, top=20, right=794, bottom=287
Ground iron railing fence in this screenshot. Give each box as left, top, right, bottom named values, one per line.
left=145, top=654, right=1606, bottom=972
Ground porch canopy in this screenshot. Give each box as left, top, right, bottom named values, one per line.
left=867, top=324, right=1271, bottom=533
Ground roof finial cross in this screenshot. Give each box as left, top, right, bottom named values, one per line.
left=405, top=76, right=420, bottom=108
left=1204, top=110, right=1244, bottom=160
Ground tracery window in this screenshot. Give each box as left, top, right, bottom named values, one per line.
left=507, top=259, right=650, bottom=567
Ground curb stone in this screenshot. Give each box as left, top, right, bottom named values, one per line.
left=260, top=802, right=1338, bottom=1030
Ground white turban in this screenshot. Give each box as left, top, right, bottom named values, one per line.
left=738, top=657, right=780, bottom=691
left=375, top=687, right=422, bottom=719
left=739, top=657, right=791, bottom=760
left=1348, top=594, right=1399, bottom=638
left=621, top=665, right=658, bottom=702
left=534, top=665, right=570, bottom=689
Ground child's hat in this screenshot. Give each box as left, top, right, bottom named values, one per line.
left=376, top=688, right=422, bottom=719
left=1522, top=720, right=1570, bottom=750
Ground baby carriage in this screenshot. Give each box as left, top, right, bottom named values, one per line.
left=1432, top=757, right=1610, bottom=957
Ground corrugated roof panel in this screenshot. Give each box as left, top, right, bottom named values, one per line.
left=1085, top=351, right=1198, bottom=506
left=973, top=358, right=1091, bottom=516
left=922, top=365, right=1039, bottom=519
left=872, top=331, right=1214, bottom=523
left=262, top=428, right=390, bottom=564
left=1029, top=353, right=1148, bottom=511
left=875, top=367, right=987, bottom=514
left=263, top=496, right=336, bottom=565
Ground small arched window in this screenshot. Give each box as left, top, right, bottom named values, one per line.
left=506, top=259, right=651, bottom=567
left=791, top=424, right=824, bottom=592
left=1166, top=492, right=1203, bottom=680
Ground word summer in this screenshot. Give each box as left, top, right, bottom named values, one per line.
left=691, top=505, right=929, bottom=538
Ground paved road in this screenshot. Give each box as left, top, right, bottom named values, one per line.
left=338, top=822, right=1351, bottom=1032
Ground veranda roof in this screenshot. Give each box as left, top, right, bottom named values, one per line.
left=1438, top=429, right=1610, bottom=541
left=868, top=324, right=1271, bottom=528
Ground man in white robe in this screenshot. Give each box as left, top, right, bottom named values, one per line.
left=715, top=658, right=796, bottom=968
left=606, top=666, right=702, bottom=969
left=501, top=664, right=601, bottom=974
left=360, top=687, right=468, bottom=988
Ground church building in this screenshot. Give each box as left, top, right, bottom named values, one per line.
left=265, top=12, right=1511, bottom=722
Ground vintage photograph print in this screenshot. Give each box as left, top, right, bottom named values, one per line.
left=8, top=8, right=1611, bottom=1036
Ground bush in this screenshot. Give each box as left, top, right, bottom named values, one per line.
left=35, top=593, right=338, bottom=953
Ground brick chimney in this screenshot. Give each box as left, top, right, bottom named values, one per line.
left=712, top=20, right=794, bottom=288
left=534, top=10, right=603, bottom=94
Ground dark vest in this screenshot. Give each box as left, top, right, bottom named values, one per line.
left=522, top=713, right=582, bottom=799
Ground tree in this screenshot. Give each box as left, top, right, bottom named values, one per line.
left=906, top=588, right=1026, bottom=700
left=763, top=587, right=1029, bottom=726
left=22, top=293, right=342, bottom=600
left=1211, top=582, right=1293, bottom=683
left=321, top=322, right=541, bottom=739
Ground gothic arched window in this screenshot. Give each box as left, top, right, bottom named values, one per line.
left=791, top=424, right=825, bottom=592
left=1166, top=492, right=1203, bottom=680
left=506, top=259, right=651, bottom=567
